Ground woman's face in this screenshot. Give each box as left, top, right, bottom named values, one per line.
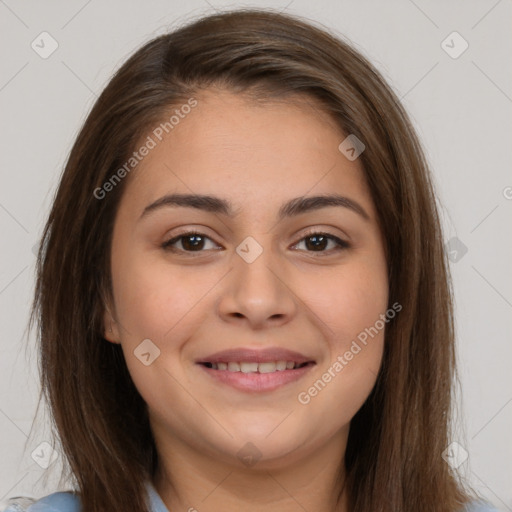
left=105, top=88, right=388, bottom=472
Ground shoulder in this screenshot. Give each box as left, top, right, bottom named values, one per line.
left=463, top=499, right=499, bottom=512
left=2, top=480, right=162, bottom=512
left=2, top=491, right=81, bottom=512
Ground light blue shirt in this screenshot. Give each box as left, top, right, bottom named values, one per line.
left=1, top=480, right=168, bottom=512
left=1, top=480, right=500, bottom=511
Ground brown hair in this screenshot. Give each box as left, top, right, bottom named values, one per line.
left=30, top=7, right=478, bottom=512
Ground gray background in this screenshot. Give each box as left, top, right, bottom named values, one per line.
left=0, top=0, right=511, bottom=509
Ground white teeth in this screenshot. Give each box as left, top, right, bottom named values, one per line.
left=258, top=362, right=277, bottom=373
left=206, top=361, right=307, bottom=373
left=240, top=362, right=259, bottom=373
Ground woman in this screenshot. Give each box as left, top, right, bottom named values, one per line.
left=4, top=8, right=498, bottom=512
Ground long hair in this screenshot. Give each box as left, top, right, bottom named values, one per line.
left=30, top=8, right=477, bottom=511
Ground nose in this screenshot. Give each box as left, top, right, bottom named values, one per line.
left=217, top=241, right=297, bottom=329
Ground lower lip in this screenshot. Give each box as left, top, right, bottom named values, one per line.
left=197, top=363, right=315, bottom=393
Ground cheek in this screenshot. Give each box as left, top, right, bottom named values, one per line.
left=111, top=252, right=223, bottom=342
left=306, top=260, right=388, bottom=343
left=295, top=256, right=388, bottom=422
left=110, top=255, right=208, bottom=402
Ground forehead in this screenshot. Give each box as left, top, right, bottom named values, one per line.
left=119, top=88, right=374, bottom=219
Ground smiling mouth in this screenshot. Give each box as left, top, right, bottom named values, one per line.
left=199, top=361, right=315, bottom=373
left=197, top=359, right=316, bottom=393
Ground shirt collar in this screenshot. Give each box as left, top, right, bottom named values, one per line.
left=145, top=479, right=170, bottom=512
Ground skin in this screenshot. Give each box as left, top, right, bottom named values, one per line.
left=104, top=88, right=388, bottom=512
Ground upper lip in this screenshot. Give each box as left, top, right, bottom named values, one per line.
left=196, top=347, right=315, bottom=365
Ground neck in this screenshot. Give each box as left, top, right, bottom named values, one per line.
left=153, top=429, right=350, bottom=512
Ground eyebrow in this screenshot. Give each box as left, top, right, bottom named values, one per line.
left=139, top=193, right=370, bottom=222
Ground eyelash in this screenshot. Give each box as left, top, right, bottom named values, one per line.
left=161, top=229, right=350, bottom=256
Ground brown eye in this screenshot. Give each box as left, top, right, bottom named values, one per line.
left=293, top=233, right=350, bottom=254
left=162, top=232, right=219, bottom=253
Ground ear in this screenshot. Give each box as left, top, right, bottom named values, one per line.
left=102, top=305, right=121, bottom=344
